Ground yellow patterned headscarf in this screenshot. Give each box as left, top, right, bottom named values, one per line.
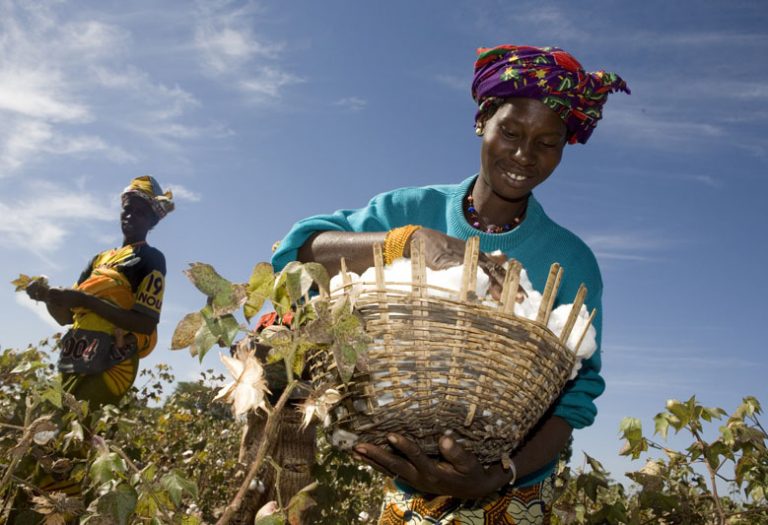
left=122, top=175, right=175, bottom=220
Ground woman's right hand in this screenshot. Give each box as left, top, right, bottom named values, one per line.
left=26, top=279, right=51, bottom=303
left=406, top=228, right=508, bottom=299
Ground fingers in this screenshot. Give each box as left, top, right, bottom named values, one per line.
left=437, top=435, right=478, bottom=475
left=353, top=440, right=420, bottom=482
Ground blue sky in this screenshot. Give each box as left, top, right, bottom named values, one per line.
left=2, top=0, right=767, bottom=485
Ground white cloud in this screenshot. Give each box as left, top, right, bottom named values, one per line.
left=0, top=185, right=114, bottom=254
left=238, top=68, right=304, bottom=99
left=168, top=183, right=202, bottom=203
left=602, top=106, right=723, bottom=149
left=14, top=294, right=62, bottom=330
left=435, top=74, right=467, bottom=92
left=333, top=97, right=368, bottom=111
left=582, top=231, right=669, bottom=262
left=193, top=1, right=301, bottom=99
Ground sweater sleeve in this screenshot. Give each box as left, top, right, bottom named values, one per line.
left=552, top=282, right=605, bottom=429
left=271, top=189, right=419, bottom=271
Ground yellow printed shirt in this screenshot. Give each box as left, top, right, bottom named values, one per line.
left=59, top=243, right=166, bottom=375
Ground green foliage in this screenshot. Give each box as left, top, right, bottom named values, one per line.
left=554, top=396, right=768, bottom=524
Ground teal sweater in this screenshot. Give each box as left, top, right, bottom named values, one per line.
left=273, top=175, right=604, bottom=485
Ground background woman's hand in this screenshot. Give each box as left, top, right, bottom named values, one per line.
left=353, top=433, right=509, bottom=500
left=25, top=279, right=51, bottom=303
left=408, top=228, right=508, bottom=300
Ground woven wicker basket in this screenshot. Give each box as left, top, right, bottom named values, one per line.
left=307, top=237, right=595, bottom=464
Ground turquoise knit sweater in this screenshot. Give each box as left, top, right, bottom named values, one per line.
left=272, top=175, right=604, bottom=485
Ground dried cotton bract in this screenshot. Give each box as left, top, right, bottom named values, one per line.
left=213, top=353, right=270, bottom=417
left=299, top=388, right=342, bottom=429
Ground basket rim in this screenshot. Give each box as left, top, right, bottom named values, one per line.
left=324, top=280, right=576, bottom=357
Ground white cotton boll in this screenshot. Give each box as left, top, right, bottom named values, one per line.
left=546, top=303, right=598, bottom=380
left=332, top=428, right=360, bottom=449
left=514, top=289, right=542, bottom=320
left=517, top=269, right=534, bottom=293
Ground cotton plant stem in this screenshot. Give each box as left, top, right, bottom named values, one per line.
left=110, top=445, right=174, bottom=524
left=691, top=428, right=725, bottom=525
left=216, top=380, right=299, bottom=525
left=0, top=399, right=35, bottom=506
left=266, top=457, right=284, bottom=511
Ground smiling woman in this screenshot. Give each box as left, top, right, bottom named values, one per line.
left=25, top=175, right=174, bottom=408
left=271, top=44, right=628, bottom=525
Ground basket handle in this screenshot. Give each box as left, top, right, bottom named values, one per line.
left=559, top=284, right=587, bottom=346
left=501, top=259, right=523, bottom=315
left=573, top=308, right=597, bottom=355
left=537, top=263, right=563, bottom=326
left=410, top=237, right=427, bottom=299
left=372, top=244, right=389, bottom=322
left=460, top=236, right=481, bottom=301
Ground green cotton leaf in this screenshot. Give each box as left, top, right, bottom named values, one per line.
left=191, top=323, right=218, bottom=363
left=254, top=514, right=286, bottom=525
left=183, top=263, right=247, bottom=315
left=245, top=262, right=275, bottom=322
left=654, top=413, right=671, bottom=440
left=281, top=261, right=314, bottom=303
left=171, top=312, right=204, bottom=350
left=160, top=469, right=198, bottom=506
left=331, top=342, right=358, bottom=384
left=180, top=516, right=203, bottom=525
left=95, top=483, right=137, bottom=525
left=11, top=273, right=48, bottom=292
left=575, top=472, right=608, bottom=502
left=286, top=269, right=305, bottom=304
left=583, top=453, right=608, bottom=476
left=665, top=399, right=691, bottom=429
left=701, top=406, right=727, bottom=423
left=270, top=278, right=293, bottom=317
left=302, top=262, right=330, bottom=297
left=201, top=310, right=241, bottom=348
left=619, top=417, right=643, bottom=442
left=619, top=417, right=648, bottom=459
left=330, top=308, right=369, bottom=383
left=39, top=376, right=63, bottom=409
left=287, top=482, right=318, bottom=525
left=89, top=451, right=126, bottom=488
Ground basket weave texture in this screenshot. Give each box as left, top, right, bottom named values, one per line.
left=309, top=237, right=592, bottom=464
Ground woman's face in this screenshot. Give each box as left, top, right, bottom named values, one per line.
left=479, top=98, right=568, bottom=200
left=121, top=194, right=156, bottom=239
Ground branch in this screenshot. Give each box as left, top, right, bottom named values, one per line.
left=216, top=380, right=299, bottom=525
left=690, top=428, right=726, bottom=525
left=110, top=445, right=174, bottom=524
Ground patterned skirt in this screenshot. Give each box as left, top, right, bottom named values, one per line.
left=377, top=476, right=553, bottom=525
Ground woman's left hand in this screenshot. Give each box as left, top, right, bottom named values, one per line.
left=353, top=433, right=509, bottom=500
left=47, top=288, right=88, bottom=309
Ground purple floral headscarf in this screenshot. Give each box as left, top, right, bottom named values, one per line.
left=472, top=45, right=630, bottom=144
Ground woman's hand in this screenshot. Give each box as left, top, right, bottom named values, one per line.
left=353, top=433, right=510, bottom=500
left=408, top=228, right=509, bottom=300
left=26, top=279, right=51, bottom=303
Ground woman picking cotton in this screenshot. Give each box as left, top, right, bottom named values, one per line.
left=273, top=45, right=628, bottom=524
left=26, top=176, right=174, bottom=408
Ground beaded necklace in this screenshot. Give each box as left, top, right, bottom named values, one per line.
left=465, top=193, right=526, bottom=234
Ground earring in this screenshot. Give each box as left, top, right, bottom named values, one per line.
left=475, top=124, right=484, bottom=136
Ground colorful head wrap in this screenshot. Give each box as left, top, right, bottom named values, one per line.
left=472, top=45, right=630, bottom=144
left=121, top=175, right=175, bottom=220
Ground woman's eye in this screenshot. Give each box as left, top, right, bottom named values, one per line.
left=501, top=128, right=518, bottom=139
